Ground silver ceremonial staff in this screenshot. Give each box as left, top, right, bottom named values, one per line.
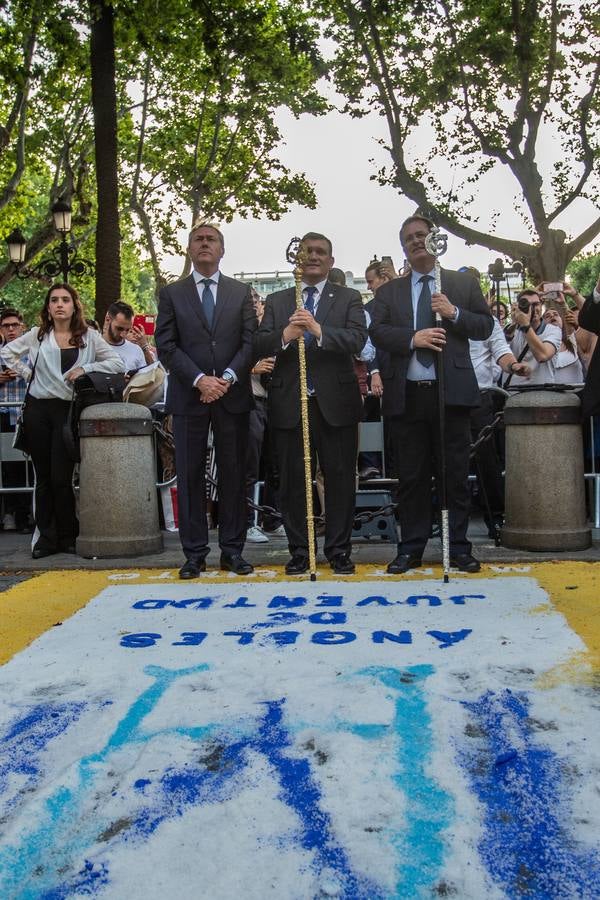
left=286, top=237, right=317, bottom=581
left=424, top=226, right=450, bottom=583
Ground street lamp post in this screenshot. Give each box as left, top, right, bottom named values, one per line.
left=5, top=200, right=94, bottom=283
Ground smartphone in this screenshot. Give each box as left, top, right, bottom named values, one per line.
left=133, top=314, right=155, bottom=335
left=542, top=282, right=563, bottom=301
left=381, top=256, right=394, bottom=268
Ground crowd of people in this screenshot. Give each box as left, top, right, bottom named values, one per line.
left=1, top=215, right=599, bottom=573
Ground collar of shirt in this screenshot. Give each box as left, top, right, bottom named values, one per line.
left=301, top=279, right=328, bottom=302
left=193, top=268, right=220, bottom=286
left=410, top=267, right=436, bottom=292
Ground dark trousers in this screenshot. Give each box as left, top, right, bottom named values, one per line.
left=274, top=398, right=358, bottom=560
left=245, top=398, right=281, bottom=528
left=23, top=396, right=77, bottom=549
left=388, top=382, right=472, bottom=557
left=470, top=392, right=504, bottom=525
left=173, top=405, right=249, bottom=561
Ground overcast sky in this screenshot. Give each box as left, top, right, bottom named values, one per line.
left=163, top=102, right=598, bottom=284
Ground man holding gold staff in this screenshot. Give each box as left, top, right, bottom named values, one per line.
left=254, top=232, right=367, bottom=575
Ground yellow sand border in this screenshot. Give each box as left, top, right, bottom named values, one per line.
left=1, top=563, right=598, bottom=675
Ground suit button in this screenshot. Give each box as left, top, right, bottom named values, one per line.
left=211, top=341, right=217, bottom=347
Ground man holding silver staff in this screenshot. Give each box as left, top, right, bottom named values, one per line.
left=254, top=232, right=367, bottom=575
left=370, top=214, right=493, bottom=574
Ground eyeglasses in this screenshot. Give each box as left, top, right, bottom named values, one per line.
left=0, top=321, right=21, bottom=329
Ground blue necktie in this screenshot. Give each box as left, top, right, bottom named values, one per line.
left=416, top=275, right=434, bottom=368
left=200, top=278, right=214, bottom=328
left=304, top=286, right=317, bottom=391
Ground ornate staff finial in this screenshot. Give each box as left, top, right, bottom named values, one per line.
left=286, top=236, right=302, bottom=265
left=425, top=226, right=448, bottom=260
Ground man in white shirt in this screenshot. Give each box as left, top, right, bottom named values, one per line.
left=509, top=290, right=562, bottom=386
left=103, top=301, right=153, bottom=373
left=469, top=319, right=530, bottom=537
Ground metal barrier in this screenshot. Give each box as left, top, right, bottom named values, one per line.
left=0, top=401, right=34, bottom=494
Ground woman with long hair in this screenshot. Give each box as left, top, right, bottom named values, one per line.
left=543, top=306, right=584, bottom=385
left=1, top=283, right=124, bottom=557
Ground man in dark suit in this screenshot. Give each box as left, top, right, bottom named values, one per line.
left=578, top=274, right=600, bottom=420
left=254, top=232, right=367, bottom=575
left=370, top=215, right=493, bottom=574
left=156, top=222, right=257, bottom=578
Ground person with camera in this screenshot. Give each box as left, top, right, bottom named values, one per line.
left=0, top=284, right=124, bottom=558
left=508, top=289, right=562, bottom=386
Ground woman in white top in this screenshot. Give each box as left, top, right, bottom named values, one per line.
left=543, top=308, right=584, bottom=385
left=1, top=283, right=124, bottom=558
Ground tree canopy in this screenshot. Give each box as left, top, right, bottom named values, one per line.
left=318, top=0, right=600, bottom=280
left=0, top=0, right=326, bottom=316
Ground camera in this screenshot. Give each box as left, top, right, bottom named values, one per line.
left=517, top=296, right=531, bottom=313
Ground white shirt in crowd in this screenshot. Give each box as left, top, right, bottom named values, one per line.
left=0, top=326, right=125, bottom=402
left=553, top=337, right=584, bottom=384
left=469, top=318, right=512, bottom=390
left=509, top=323, right=562, bottom=386
left=111, top=338, right=146, bottom=372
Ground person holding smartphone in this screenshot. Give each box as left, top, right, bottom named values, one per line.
left=102, top=301, right=153, bottom=374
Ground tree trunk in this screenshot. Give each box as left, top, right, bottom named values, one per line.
left=90, top=0, right=120, bottom=325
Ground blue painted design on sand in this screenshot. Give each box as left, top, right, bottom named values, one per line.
left=347, top=666, right=453, bottom=898
left=0, top=702, right=86, bottom=817
left=1, top=665, right=384, bottom=899
left=458, top=689, right=600, bottom=898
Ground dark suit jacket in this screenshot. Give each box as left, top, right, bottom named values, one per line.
left=253, top=282, right=367, bottom=428
left=155, top=272, right=256, bottom=416
left=369, top=269, right=493, bottom=415
left=578, top=293, right=600, bottom=419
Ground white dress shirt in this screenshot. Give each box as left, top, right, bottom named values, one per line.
left=469, top=319, right=512, bottom=390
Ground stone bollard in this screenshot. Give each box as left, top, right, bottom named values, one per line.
left=502, top=390, right=590, bottom=551
left=76, top=403, right=163, bottom=558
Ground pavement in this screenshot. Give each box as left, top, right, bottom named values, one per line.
left=0, top=512, right=598, bottom=573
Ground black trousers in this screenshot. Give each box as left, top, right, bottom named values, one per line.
left=274, top=398, right=358, bottom=560
left=173, top=405, right=249, bottom=561
left=245, top=398, right=281, bottom=527
left=388, top=382, right=472, bottom=557
left=23, top=396, right=77, bottom=549
left=470, top=391, right=504, bottom=524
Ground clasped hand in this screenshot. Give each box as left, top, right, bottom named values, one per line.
left=283, top=309, right=322, bottom=343
left=431, top=292, right=456, bottom=319
left=196, top=375, right=231, bottom=403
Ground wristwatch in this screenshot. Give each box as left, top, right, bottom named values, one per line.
left=222, top=371, right=234, bottom=384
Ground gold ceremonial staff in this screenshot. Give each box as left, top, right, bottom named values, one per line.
left=286, top=237, right=317, bottom=581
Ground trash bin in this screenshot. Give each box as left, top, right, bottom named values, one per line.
left=502, top=389, right=590, bottom=551
left=76, top=403, right=163, bottom=558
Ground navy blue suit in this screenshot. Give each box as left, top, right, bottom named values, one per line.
left=156, top=272, right=256, bottom=561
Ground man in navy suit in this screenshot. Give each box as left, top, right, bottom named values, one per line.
left=156, top=223, right=257, bottom=578
left=370, top=215, right=493, bottom=574
left=254, top=232, right=367, bottom=575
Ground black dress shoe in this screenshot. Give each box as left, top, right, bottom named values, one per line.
left=386, top=553, right=422, bottom=575
left=285, top=553, right=309, bottom=575
left=179, top=559, right=206, bottom=579
left=450, top=553, right=481, bottom=573
left=330, top=553, right=355, bottom=574
left=220, top=553, right=254, bottom=575
left=32, top=544, right=58, bottom=560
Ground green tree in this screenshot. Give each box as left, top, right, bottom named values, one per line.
left=319, top=0, right=600, bottom=280
left=567, top=251, right=600, bottom=298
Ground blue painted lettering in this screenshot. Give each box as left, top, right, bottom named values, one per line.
left=427, top=629, right=472, bottom=649
left=223, top=596, right=256, bottom=608
left=406, top=595, right=441, bottom=607
left=132, top=599, right=170, bottom=610
left=268, top=596, right=307, bottom=609
left=311, top=631, right=357, bottom=645
left=356, top=596, right=392, bottom=607
left=171, top=598, right=214, bottom=609
left=449, top=594, right=486, bottom=605
left=223, top=631, right=255, bottom=644
left=266, top=631, right=301, bottom=646
left=172, top=632, right=208, bottom=646
left=315, top=595, right=343, bottom=607
left=120, top=633, right=162, bottom=648
left=372, top=630, right=412, bottom=644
